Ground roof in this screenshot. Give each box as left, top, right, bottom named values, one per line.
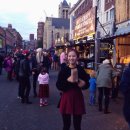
left=69, top=0, right=83, bottom=14
left=62, top=0, right=69, bottom=7
left=52, top=18, right=70, bottom=29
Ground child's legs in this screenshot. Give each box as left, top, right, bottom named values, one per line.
left=89, top=91, right=95, bottom=104
left=89, top=91, right=93, bottom=104
left=40, top=98, right=43, bottom=103
left=41, top=97, right=48, bottom=104
left=92, top=91, right=96, bottom=104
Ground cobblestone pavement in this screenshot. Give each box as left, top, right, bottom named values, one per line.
left=0, top=69, right=129, bottom=130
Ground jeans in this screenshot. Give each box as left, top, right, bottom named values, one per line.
left=89, top=91, right=96, bottom=105
left=98, top=87, right=110, bottom=111
left=19, top=76, right=31, bottom=102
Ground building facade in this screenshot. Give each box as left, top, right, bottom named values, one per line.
left=37, top=22, right=44, bottom=41
left=7, top=24, right=23, bottom=49
left=30, top=34, right=34, bottom=41
left=59, top=0, right=71, bottom=19
left=43, top=0, right=70, bottom=50
left=28, top=34, right=37, bottom=50
left=97, top=0, right=115, bottom=38
left=114, top=0, right=130, bottom=64
left=37, top=22, right=44, bottom=48
left=0, top=27, right=5, bottom=52
left=43, top=17, right=70, bottom=49
left=96, top=0, right=115, bottom=64
left=69, top=0, right=96, bottom=69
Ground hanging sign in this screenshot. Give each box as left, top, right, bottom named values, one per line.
left=74, top=7, right=96, bottom=40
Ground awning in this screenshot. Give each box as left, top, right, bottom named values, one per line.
left=114, top=25, right=130, bottom=37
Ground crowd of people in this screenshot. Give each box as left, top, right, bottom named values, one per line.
left=0, top=48, right=130, bottom=130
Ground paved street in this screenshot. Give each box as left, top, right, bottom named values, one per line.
left=0, top=70, right=129, bottom=130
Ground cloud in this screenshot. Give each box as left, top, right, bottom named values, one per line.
left=0, top=0, right=77, bottom=40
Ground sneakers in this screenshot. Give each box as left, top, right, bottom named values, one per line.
left=40, top=103, right=43, bottom=107
left=17, top=96, right=22, bottom=99
left=21, top=98, right=32, bottom=104
left=39, top=102, right=48, bottom=107
left=43, top=102, right=48, bottom=106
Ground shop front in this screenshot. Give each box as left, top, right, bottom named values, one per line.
left=114, top=25, right=130, bottom=65
left=73, top=7, right=96, bottom=71
left=99, top=37, right=114, bottom=63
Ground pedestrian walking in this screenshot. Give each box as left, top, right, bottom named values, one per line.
left=18, top=50, right=32, bottom=104
left=56, top=49, right=90, bottom=130
left=42, top=52, right=50, bottom=73
left=4, top=54, right=13, bottom=81
left=120, top=63, right=130, bottom=128
left=37, top=67, right=49, bottom=107
left=31, top=52, right=38, bottom=97
left=89, top=70, right=96, bottom=105
left=0, top=53, right=4, bottom=75
left=60, top=49, right=67, bottom=70
left=16, top=53, right=24, bottom=99
left=53, top=51, right=59, bottom=70
left=96, top=59, right=118, bottom=114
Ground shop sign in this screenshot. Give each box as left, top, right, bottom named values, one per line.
left=74, top=7, right=96, bottom=40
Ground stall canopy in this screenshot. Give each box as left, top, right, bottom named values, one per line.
left=114, top=25, right=130, bottom=37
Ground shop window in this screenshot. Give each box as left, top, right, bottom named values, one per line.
left=97, top=0, right=101, bottom=10
left=110, top=8, right=114, bottom=20
left=106, top=11, right=109, bottom=22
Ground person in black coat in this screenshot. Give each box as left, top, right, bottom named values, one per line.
left=19, top=51, right=32, bottom=104
left=56, top=49, right=90, bottom=130
left=0, top=53, right=4, bottom=75
left=120, top=63, right=130, bottom=128
left=42, top=52, right=50, bottom=73
left=31, top=52, right=38, bottom=97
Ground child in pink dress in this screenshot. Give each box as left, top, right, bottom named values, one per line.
left=37, top=67, right=49, bottom=106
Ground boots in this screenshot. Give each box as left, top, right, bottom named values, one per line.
left=104, top=107, right=111, bottom=114
left=21, top=98, right=25, bottom=103
left=25, top=98, right=32, bottom=104
left=98, top=104, right=102, bottom=112
left=21, top=97, right=32, bottom=104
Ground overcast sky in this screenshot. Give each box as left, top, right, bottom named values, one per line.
left=0, top=0, right=77, bottom=40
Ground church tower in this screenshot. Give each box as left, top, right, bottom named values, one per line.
left=58, top=0, right=71, bottom=19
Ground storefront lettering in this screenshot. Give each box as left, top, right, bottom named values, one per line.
left=74, top=7, right=96, bottom=39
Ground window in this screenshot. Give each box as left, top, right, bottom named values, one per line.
left=106, top=12, right=109, bottom=21
left=110, top=8, right=114, bottom=20
left=97, top=0, right=101, bottom=10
